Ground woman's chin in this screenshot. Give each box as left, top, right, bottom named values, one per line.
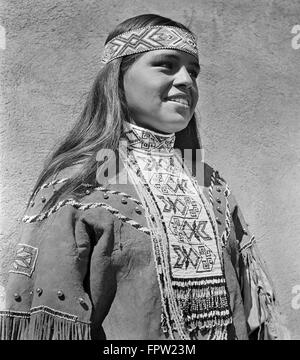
left=160, top=117, right=190, bottom=133
left=133, top=116, right=190, bottom=134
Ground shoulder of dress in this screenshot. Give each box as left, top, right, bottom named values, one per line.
left=23, top=173, right=150, bottom=235
left=23, top=164, right=83, bottom=219
left=80, top=183, right=149, bottom=234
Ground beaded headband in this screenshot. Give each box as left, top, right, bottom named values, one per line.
left=101, top=25, right=199, bottom=64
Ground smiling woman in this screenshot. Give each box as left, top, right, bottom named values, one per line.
left=0, top=14, right=289, bottom=340
left=123, top=50, right=199, bottom=133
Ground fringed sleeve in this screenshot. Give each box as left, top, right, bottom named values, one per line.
left=230, top=195, right=290, bottom=340
left=0, top=174, right=117, bottom=340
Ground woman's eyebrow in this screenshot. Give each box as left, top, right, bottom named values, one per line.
left=152, top=54, right=200, bottom=71
left=152, top=54, right=179, bottom=62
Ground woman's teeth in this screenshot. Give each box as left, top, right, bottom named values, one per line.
left=167, top=98, right=189, bottom=107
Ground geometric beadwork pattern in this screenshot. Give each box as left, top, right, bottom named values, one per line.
left=122, top=122, right=232, bottom=339
left=124, top=124, right=223, bottom=280
left=170, top=218, right=211, bottom=243
left=101, top=26, right=198, bottom=64
left=9, top=243, right=38, bottom=277
left=172, top=243, right=216, bottom=272
left=123, top=122, right=176, bottom=153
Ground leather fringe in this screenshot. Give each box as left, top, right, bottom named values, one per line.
left=240, top=243, right=290, bottom=340
left=0, top=312, right=29, bottom=340
left=0, top=310, right=91, bottom=340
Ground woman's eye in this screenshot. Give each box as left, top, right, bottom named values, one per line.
left=156, top=61, right=174, bottom=70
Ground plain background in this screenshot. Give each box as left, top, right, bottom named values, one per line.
left=0, top=0, right=299, bottom=339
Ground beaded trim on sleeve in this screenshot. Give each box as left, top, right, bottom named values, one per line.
left=22, top=199, right=150, bottom=235
left=221, top=184, right=231, bottom=248
left=94, top=186, right=142, bottom=206
left=239, top=235, right=256, bottom=253
left=209, top=171, right=231, bottom=248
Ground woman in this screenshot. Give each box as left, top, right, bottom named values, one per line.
left=0, top=14, right=289, bottom=340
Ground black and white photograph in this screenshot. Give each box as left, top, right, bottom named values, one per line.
left=0, top=0, right=299, bottom=347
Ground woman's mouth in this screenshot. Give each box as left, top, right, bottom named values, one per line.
left=165, top=95, right=191, bottom=109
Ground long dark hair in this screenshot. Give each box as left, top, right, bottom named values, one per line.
left=28, top=14, right=202, bottom=210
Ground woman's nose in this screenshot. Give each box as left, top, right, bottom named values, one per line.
left=173, top=66, right=193, bottom=88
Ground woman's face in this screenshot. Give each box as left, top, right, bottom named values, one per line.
left=123, top=49, right=199, bottom=134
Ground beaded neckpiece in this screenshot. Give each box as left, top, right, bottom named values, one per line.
left=120, top=122, right=233, bottom=340
left=122, top=122, right=175, bottom=153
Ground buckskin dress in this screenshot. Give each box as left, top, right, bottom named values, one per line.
left=0, top=122, right=288, bottom=340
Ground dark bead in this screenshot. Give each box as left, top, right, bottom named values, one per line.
left=30, top=201, right=35, bottom=207
left=121, top=197, right=127, bottom=204
left=216, top=218, right=221, bottom=224
left=135, top=207, right=142, bottom=214
left=216, top=198, right=221, bottom=203
left=103, top=193, right=109, bottom=199
left=36, top=288, right=43, bottom=296
left=242, top=228, right=248, bottom=234
left=41, top=196, right=46, bottom=203
left=78, top=297, right=89, bottom=310
left=85, top=189, right=91, bottom=195
left=216, top=187, right=221, bottom=192
left=14, top=293, right=21, bottom=302
left=78, top=297, right=85, bottom=305
left=151, top=215, right=156, bottom=222
left=57, top=290, right=65, bottom=300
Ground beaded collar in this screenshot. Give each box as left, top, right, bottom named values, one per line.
left=122, top=122, right=176, bottom=153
